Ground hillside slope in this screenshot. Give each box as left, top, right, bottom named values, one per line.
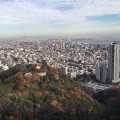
left=93, top=87, right=120, bottom=120
left=0, top=64, right=103, bottom=120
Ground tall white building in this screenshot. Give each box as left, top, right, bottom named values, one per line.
left=96, top=62, right=108, bottom=83
left=108, top=42, right=120, bottom=83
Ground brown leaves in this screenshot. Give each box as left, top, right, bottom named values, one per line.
left=16, top=92, right=22, bottom=97
left=48, top=67, right=59, bottom=75
left=16, top=73, right=40, bottom=88
left=8, top=91, right=29, bottom=97
left=34, top=92, right=42, bottom=97
left=51, top=100, right=64, bottom=112
left=43, top=91, right=50, bottom=96
left=61, top=80, right=65, bottom=84
left=35, top=104, right=41, bottom=108
left=69, top=87, right=93, bottom=100
left=8, top=93, right=18, bottom=97
left=23, top=91, right=29, bottom=96
left=73, top=87, right=78, bottom=92
left=58, top=88, right=65, bottom=98
left=51, top=100, right=58, bottom=107
left=31, top=74, right=40, bottom=82
left=19, top=79, right=30, bottom=88
left=55, top=103, right=64, bottom=112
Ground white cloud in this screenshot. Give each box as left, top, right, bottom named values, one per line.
left=0, top=0, right=120, bottom=30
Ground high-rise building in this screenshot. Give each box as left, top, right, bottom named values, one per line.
left=108, top=42, right=120, bottom=83
left=37, top=42, right=41, bottom=51
left=60, top=40, right=65, bottom=49
left=96, top=62, right=108, bottom=83
left=96, top=65, right=101, bottom=81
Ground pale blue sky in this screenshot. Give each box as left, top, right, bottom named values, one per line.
left=0, top=0, right=120, bottom=37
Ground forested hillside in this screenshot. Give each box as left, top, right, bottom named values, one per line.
left=93, top=87, right=120, bottom=120
left=0, top=64, right=103, bottom=120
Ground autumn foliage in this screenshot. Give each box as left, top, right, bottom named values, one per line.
left=35, top=104, right=41, bottom=108
left=34, top=92, right=42, bottom=97
left=0, top=64, right=103, bottom=120
left=58, top=88, right=65, bottom=98
left=31, top=74, right=40, bottom=82
left=48, top=67, right=59, bottom=75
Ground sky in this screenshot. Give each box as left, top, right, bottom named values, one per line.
left=0, top=0, right=120, bottom=38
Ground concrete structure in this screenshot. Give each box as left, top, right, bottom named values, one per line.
left=80, top=82, right=110, bottom=92
left=108, top=42, right=120, bottom=83
left=38, top=72, right=46, bottom=77
left=61, top=66, right=68, bottom=75
left=96, top=62, right=108, bottom=83
left=69, top=72, right=76, bottom=79
left=96, top=65, right=101, bottom=80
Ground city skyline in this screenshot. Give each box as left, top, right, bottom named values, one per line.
left=0, top=0, right=120, bottom=38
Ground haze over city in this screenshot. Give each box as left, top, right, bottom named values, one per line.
left=0, top=0, right=120, bottom=38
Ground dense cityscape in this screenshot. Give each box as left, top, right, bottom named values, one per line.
left=0, top=39, right=107, bottom=77
left=0, top=38, right=120, bottom=91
